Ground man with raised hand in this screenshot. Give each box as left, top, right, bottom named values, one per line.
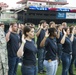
left=6, top=23, right=20, bottom=75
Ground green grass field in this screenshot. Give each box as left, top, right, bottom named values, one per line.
left=17, top=64, right=76, bottom=75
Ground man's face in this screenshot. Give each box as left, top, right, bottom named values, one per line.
left=43, top=22, right=47, bottom=28
left=12, top=23, right=18, bottom=32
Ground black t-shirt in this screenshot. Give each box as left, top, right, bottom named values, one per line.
left=45, top=37, right=58, bottom=60
left=23, top=40, right=38, bottom=66
left=62, top=37, right=72, bottom=54
left=7, top=32, right=20, bottom=57
left=37, top=29, right=46, bottom=49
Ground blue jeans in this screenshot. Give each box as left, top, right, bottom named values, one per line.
left=8, top=57, right=19, bottom=75
left=43, top=60, right=58, bottom=75
left=38, top=48, right=44, bottom=72
left=61, top=52, right=71, bottom=75
left=21, top=64, right=37, bottom=75
left=69, top=55, right=76, bottom=75
left=57, top=44, right=62, bottom=63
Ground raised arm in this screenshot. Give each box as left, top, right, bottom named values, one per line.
left=60, top=30, right=66, bottom=44
left=70, top=27, right=75, bottom=42
left=17, top=34, right=26, bottom=58
left=6, top=26, right=12, bottom=42
left=40, top=30, right=49, bottom=47
left=36, top=24, right=43, bottom=37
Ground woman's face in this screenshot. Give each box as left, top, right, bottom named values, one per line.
left=27, top=28, right=35, bottom=39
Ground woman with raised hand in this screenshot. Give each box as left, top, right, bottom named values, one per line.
left=61, top=27, right=74, bottom=75
left=40, top=28, right=58, bottom=75
left=69, top=27, right=76, bottom=75
left=18, top=26, right=38, bottom=75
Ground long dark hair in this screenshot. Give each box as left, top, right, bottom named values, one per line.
left=23, top=26, right=34, bottom=37
left=48, top=28, right=57, bottom=37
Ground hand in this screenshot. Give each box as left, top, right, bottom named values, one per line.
left=38, top=24, right=40, bottom=29
left=40, top=24, right=43, bottom=29
left=63, top=29, right=66, bottom=36
left=18, top=24, right=21, bottom=29
left=71, top=55, right=72, bottom=59
left=45, top=30, right=49, bottom=38
left=58, top=29, right=60, bottom=33
left=22, top=34, right=26, bottom=44
left=72, top=27, right=75, bottom=34
left=9, top=26, right=12, bottom=32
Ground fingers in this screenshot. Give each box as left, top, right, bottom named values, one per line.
left=9, top=25, right=12, bottom=32
left=40, top=24, right=43, bottom=29
left=22, top=34, right=26, bottom=44
left=63, top=29, right=66, bottom=35
left=45, top=30, right=49, bottom=38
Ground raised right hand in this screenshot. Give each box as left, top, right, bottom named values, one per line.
left=63, top=29, right=66, bottom=36
left=9, top=26, right=12, bottom=32
left=40, top=24, right=43, bottom=29
left=45, top=30, right=49, bottom=38
left=22, top=34, right=26, bottom=44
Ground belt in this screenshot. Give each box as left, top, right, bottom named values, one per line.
left=23, top=64, right=36, bottom=66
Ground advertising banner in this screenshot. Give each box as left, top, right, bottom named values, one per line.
left=57, top=12, right=66, bottom=19
left=66, top=13, right=76, bottom=19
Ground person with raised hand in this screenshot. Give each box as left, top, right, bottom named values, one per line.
left=40, top=28, right=58, bottom=75
left=36, top=20, right=47, bottom=74
left=17, top=34, right=26, bottom=58
left=6, top=23, right=20, bottom=75
left=61, top=27, right=74, bottom=75
left=69, top=27, right=76, bottom=75
left=56, top=25, right=63, bottom=65
left=21, top=26, right=38, bottom=75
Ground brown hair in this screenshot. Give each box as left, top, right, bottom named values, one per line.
left=49, top=21, right=55, bottom=27
left=40, top=20, right=46, bottom=25
left=23, top=26, right=34, bottom=37
left=10, top=22, right=17, bottom=27
left=69, top=27, right=73, bottom=34
left=48, top=28, right=57, bottom=37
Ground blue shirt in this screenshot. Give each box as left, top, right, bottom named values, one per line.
left=45, top=37, right=58, bottom=60
left=62, top=36, right=72, bottom=54
left=23, top=40, right=38, bottom=66
left=7, top=32, right=20, bottom=57
left=37, top=29, right=46, bottom=49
